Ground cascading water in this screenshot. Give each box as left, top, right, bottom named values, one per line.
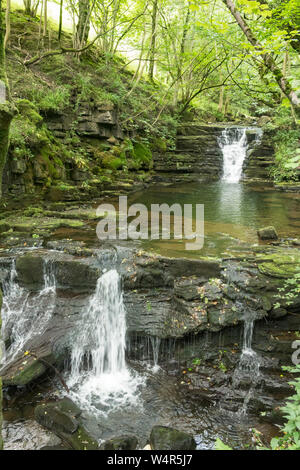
left=68, top=269, right=143, bottom=416
left=1, top=259, right=56, bottom=365
left=218, top=128, right=248, bottom=183
left=150, top=336, right=161, bottom=371
left=233, top=316, right=261, bottom=415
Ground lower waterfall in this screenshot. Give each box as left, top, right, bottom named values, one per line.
left=233, top=316, right=261, bottom=415
left=68, top=269, right=143, bottom=416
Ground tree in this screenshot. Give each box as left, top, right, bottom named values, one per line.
left=23, top=0, right=40, bottom=17
left=0, top=0, right=16, bottom=198
left=75, top=0, right=91, bottom=48
left=222, top=0, right=300, bottom=117
left=149, top=0, right=158, bottom=81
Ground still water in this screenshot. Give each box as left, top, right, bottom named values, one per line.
left=128, top=181, right=300, bottom=258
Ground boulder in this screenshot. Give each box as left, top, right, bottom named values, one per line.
left=150, top=426, right=196, bottom=450
left=54, top=259, right=100, bottom=290
left=35, top=399, right=99, bottom=450
left=257, top=226, right=278, bottom=241
left=100, top=435, right=138, bottom=450
left=16, top=254, right=44, bottom=289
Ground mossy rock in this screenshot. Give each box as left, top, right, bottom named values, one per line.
left=150, top=426, right=196, bottom=450
left=16, top=99, right=43, bottom=126
left=257, top=226, right=278, bottom=240
left=101, top=153, right=124, bottom=170
left=3, top=357, right=47, bottom=386
left=16, top=254, right=44, bottom=287
left=100, top=435, right=138, bottom=450
left=9, top=216, right=86, bottom=234
left=132, top=142, right=153, bottom=169
left=35, top=400, right=99, bottom=450
left=60, top=425, right=99, bottom=450
left=151, top=137, right=167, bottom=152
left=35, top=402, right=79, bottom=435
left=257, top=251, right=300, bottom=279
left=46, top=186, right=83, bottom=202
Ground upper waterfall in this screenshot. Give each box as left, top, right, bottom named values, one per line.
left=218, top=128, right=248, bottom=183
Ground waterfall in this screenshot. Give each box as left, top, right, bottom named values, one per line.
left=1, top=260, right=56, bottom=365
left=68, top=269, right=143, bottom=415
left=218, top=128, right=248, bottom=183
left=233, top=316, right=261, bottom=415
left=150, top=336, right=161, bottom=371
left=70, top=269, right=126, bottom=377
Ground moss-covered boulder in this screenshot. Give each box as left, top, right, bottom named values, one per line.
left=101, top=152, right=125, bottom=170
left=257, top=226, right=278, bottom=240
left=257, top=251, right=300, bottom=279
left=150, top=426, right=196, bottom=450
left=35, top=399, right=99, bottom=450
left=100, top=435, right=138, bottom=450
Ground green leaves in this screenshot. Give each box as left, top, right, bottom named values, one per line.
left=215, top=438, right=232, bottom=450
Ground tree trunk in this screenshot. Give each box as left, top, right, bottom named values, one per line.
left=58, top=0, right=63, bottom=42
left=76, top=0, right=90, bottom=48
left=0, top=0, right=16, bottom=199
left=23, top=0, right=39, bottom=17
left=149, top=0, right=158, bottom=82
left=4, top=0, right=10, bottom=48
left=222, top=0, right=300, bottom=116
left=43, top=0, right=47, bottom=39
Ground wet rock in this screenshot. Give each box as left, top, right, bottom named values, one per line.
left=35, top=399, right=99, bottom=450
left=150, top=426, right=196, bottom=450
left=1, top=315, right=72, bottom=386
left=54, top=259, right=100, bottom=291
left=35, top=402, right=79, bottom=434
left=3, top=420, right=62, bottom=450
left=257, top=226, right=278, bottom=240
left=16, top=254, right=44, bottom=289
left=100, top=435, right=138, bottom=450
left=3, top=358, right=49, bottom=387
left=257, top=250, right=300, bottom=279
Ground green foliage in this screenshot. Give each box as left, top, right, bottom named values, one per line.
left=267, top=365, right=300, bottom=450
left=215, top=438, right=232, bottom=450
left=74, top=73, right=120, bottom=108
left=276, top=273, right=300, bottom=307
left=271, top=126, right=300, bottom=182
left=30, top=86, right=72, bottom=112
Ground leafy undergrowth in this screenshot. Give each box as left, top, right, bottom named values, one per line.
left=7, top=10, right=177, bottom=146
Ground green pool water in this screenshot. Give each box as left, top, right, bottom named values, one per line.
left=127, top=181, right=300, bottom=258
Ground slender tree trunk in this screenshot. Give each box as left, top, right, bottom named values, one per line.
left=0, top=0, right=16, bottom=198
left=4, top=0, right=10, bottom=48
left=149, top=0, right=158, bottom=82
left=222, top=0, right=300, bottom=116
left=76, top=0, right=90, bottom=48
left=43, top=0, right=47, bottom=41
left=218, top=85, right=224, bottom=113
left=58, top=0, right=63, bottom=42
left=23, top=0, right=39, bottom=17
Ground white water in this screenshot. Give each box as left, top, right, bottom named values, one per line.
left=1, top=260, right=56, bottom=366
left=219, top=128, right=248, bottom=183
left=68, top=269, right=143, bottom=416
left=233, top=317, right=261, bottom=415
